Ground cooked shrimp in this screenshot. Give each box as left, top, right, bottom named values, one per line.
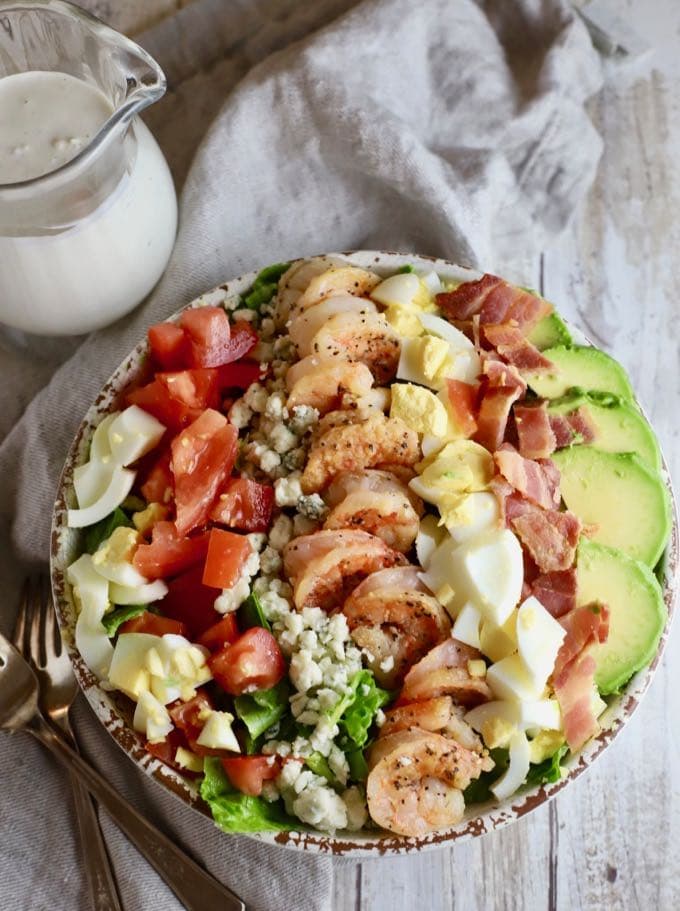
left=379, top=697, right=483, bottom=752
left=301, top=413, right=420, bottom=493
left=289, top=294, right=378, bottom=357
left=342, top=589, right=450, bottom=687
left=311, top=311, right=401, bottom=384
left=348, top=565, right=427, bottom=600
left=366, top=729, right=493, bottom=836
left=309, top=392, right=392, bottom=444
left=275, top=257, right=345, bottom=324
left=292, top=266, right=381, bottom=317
left=286, top=355, right=374, bottom=414
left=325, top=469, right=423, bottom=513
left=400, top=639, right=492, bottom=707
left=324, top=488, right=420, bottom=552
left=283, top=530, right=406, bottom=611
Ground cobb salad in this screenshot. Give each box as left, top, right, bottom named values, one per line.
left=62, top=255, right=670, bottom=838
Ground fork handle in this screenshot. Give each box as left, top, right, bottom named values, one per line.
left=29, top=716, right=246, bottom=911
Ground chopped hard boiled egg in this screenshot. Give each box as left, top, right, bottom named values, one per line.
left=107, top=632, right=211, bottom=704
left=415, top=514, right=446, bottom=568
left=390, top=383, right=449, bottom=437
left=518, top=699, right=562, bottom=734
left=67, top=466, right=135, bottom=528
left=132, top=502, right=169, bottom=534
left=464, top=701, right=519, bottom=749
left=486, top=653, right=545, bottom=703
left=371, top=273, right=429, bottom=309
left=411, top=440, right=494, bottom=504
left=109, top=578, right=168, bottom=605
left=92, top=526, right=147, bottom=587
left=67, top=553, right=113, bottom=679
left=479, top=613, right=518, bottom=663
left=443, top=491, right=500, bottom=542
left=528, top=730, right=566, bottom=764
left=451, top=602, right=482, bottom=649
left=384, top=305, right=423, bottom=337
left=175, top=747, right=205, bottom=773
left=108, top=633, right=158, bottom=699
left=133, top=690, right=173, bottom=743
left=196, top=710, right=241, bottom=753
left=516, top=596, right=566, bottom=690
left=417, top=312, right=474, bottom=350
left=490, top=730, right=531, bottom=800
left=73, top=413, right=117, bottom=508
left=107, top=405, right=165, bottom=466
left=397, top=335, right=452, bottom=389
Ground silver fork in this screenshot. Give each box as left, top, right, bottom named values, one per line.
left=13, top=576, right=123, bottom=911
left=5, top=588, right=246, bottom=911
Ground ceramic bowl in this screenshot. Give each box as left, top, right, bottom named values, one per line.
left=50, top=251, right=678, bottom=856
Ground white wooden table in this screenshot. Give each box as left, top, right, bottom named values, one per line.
left=69, top=2, right=680, bottom=908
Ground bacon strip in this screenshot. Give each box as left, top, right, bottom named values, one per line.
left=474, top=387, right=522, bottom=452
left=494, top=443, right=560, bottom=510
left=510, top=504, right=581, bottom=573
left=514, top=402, right=557, bottom=460
left=436, top=274, right=551, bottom=332
left=481, top=354, right=527, bottom=394
left=549, top=407, right=598, bottom=449
left=531, top=568, right=577, bottom=618
left=552, top=603, right=609, bottom=750
left=483, top=324, right=553, bottom=370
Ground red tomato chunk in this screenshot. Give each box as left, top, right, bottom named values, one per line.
left=148, top=322, right=189, bottom=371
left=209, top=628, right=286, bottom=696
left=217, top=359, right=262, bottom=391
left=140, top=448, right=174, bottom=505
left=133, top=521, right=209, bottom=580
left=159, top=565, right=222, bottom=637
left=203, top=528, right=252, bottom=589
left=119, top=611, right=188, bottom=638
left=180, top=307, right=232, bottom=368
left=210, top=478, right=274, bottom=533
left=197, top=615, right=240, bottom=651
left=145, top=729, right=189, bottom=771
left=171, top=409, right=238, bottom=536
left=221, top=756, right=279, bottom=797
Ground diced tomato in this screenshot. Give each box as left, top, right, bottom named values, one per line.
left=157, top=368, right=221, bottom=412
left=148, top=322, right=189, bottom=371
left=209, top=628, right=286, bottom=696
left=198, top=615, right=240, bottom=652
left=145, top=728, right=189, bottom=770
left=159, top=564, right=222, bottom=637
left=140, top=448, right=174, bottom=505
left=221, top=756, right=279, bottom=797
left=446, top=379, right=479, bottom=437
left=203, top=528, right=252, bottom=589
left=127, top=379, right=196, bottom=434
left=216, top=359, right=262, bottom=391
left=180, top=307, right=232, bottom=368
left=119, top=610, right=188, bottom=638
left=169, top=692, right=214, bottom=743
left=210, top=478, right=274, bottom=533
left=219, top=321, right=259, bottom=364
left=172, top=410, right=239, bottom=536
left=133, top=521, right=210, bottom=580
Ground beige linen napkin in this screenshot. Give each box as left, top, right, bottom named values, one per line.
left=0, top=1, right=602, bottom=908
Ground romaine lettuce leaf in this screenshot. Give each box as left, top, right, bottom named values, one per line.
left=336, top=670, right=391, bottom=749
left=84, top=507, right=132, bottom=554
left=101, top=604, right=147, bottom=637
left=525, top=745, right=568, bottom=788
left=241, top=262, right=290, bottom=310
left=238, top=592, right=271, bottom=632
left=346, top=747, right=369, bottom=782
left=200, top=757, right=297, bottom=833
left=463, top=748, right=509, bottom=804
left=233, top=681, right=290, bottom=741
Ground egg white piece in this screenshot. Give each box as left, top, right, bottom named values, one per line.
left=371, top=273, right=422, bottom=308
left=490, top=730, right=531, bottom=800
left=451, top=602, right=482, bottom=648
left=67, top=466, right=135, bottom=528
left=518, top=699, right=562, bottom=733
left=133, top=690, right=173, bottom=743
left=109, top=579, right=168, bottom=605
left=486, top=653, right=545, bottom=703
left=415, top=514, right=445, bottom=569
left=420, top=270, right=444, bottom=295
left=196, top=711, right=241, bottom=753
left=417, top=312, right=474, bottom=350
left=455, top=528, right=523, bottom=626
left=516, top=596, right=567, bottom=690
left=446, top=491, right=500, bottom=543
left=444, top=348, right=482, bottom=385
left=72, top=413, right=118, bottom=508
left=67, top=553, right=113, bottom=679
left=107, top=405, right=166, bottom=466
left=108, top=632, right=160, bottom=699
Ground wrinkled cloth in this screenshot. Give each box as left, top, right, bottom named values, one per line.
left=0, top=1, right=602, bottom=908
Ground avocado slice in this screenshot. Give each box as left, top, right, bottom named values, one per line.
left=548, top=391, right=662, bottom=472
left=522, top=346, right=634, bottom=400
left=552, top=447, right=671, bottom=568
left=527, top=312, right=573, bottom=351
left=576, top=539, right=667, bottom=694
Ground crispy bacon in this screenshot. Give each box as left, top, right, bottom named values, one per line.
left=553, top=603, right=609, bottom=750
left=549, top=407, right=598, bottom=449
left=510, top=504, right=581, bottom=573
left=445, top=379, right=478, bottom=437
left=493, top=444, right=560, bottom=510
left=435, top=274, right=551, bottom=332
left=481, top=353, right=527, bottom=394
left=531, top=568, right=578, bottom=618
left=514, top=402, right=557, bottom=459
left=474, top=387, right=522, bottom=452
left=483, top=324, right=553, bottom=370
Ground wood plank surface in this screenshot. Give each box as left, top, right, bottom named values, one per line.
left=55, top=3, right=680, bottom=909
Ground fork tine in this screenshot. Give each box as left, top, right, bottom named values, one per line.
left=27, top=576, right=44, bottom=668
left=42, top=578, right=61, bottom=660
left=12, top=579, right=31, bottom=654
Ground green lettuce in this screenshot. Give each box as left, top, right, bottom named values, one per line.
left=336, top=670, right=391, bottom=749
left=346, top=747, right=369, bottom=782
left=84, top=507, right=132, bottom=554
left=102, top=604, right=148, bottom=637
left=200, top=757, right=297, bottom=833
left=233, top=681, right=290, bottom=741
left=305, top=752, right=335, bottom=783
left=525, top=745, right=568, bottom=788
left=241, top=262, right=291, bottom=310
left=238, top=592, right=271, bottom=632
left=463, top=748, right=509, bottom=804
left=396, top=264, right=416, bottom=274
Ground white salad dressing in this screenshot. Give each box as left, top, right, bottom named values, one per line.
left=0, top=71, right=177, bottom=335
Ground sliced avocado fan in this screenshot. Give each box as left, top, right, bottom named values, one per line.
left=577, top=539, right=667, bottom=694
left=522, top=346, right=634, bottom=401
left=526, top=312, right=573, bottom=351
left=552, top=447, right=671, bottom=568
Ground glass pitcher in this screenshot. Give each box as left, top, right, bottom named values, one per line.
left=0, top=0, right=178, bottom=336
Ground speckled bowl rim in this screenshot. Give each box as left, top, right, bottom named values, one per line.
left=50, top=251, right=679, bottom=857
